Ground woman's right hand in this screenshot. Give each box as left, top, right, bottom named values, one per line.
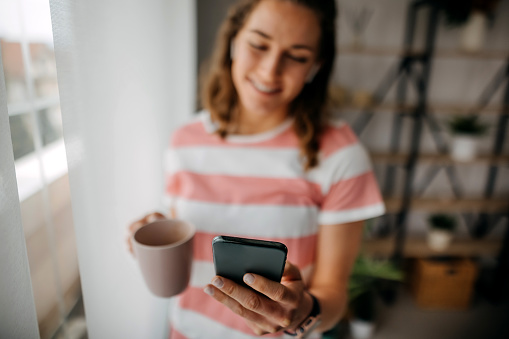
left=126, top=212, right=167, bottom=255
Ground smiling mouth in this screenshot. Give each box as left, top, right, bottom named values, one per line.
left=249, top=78, right=281, bottom=94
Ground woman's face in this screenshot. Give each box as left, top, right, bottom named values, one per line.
left=231, top=0, right=321, bottom=125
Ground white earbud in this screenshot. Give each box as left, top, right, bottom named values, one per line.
left=306, top=64, right=320, bottom=83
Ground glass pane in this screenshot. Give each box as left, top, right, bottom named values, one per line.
left=9, top=113, right=35, bottom=160
left=38, top=107, right=63, bottom=146
left=30, top=43, right=59, bottom=99
left=1, top=0, right=85, bottom=337
left=0, top=39, right=29, bottom=105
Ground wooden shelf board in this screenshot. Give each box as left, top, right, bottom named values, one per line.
left=361, top=237, right=502, bottom=258
left=339, top=46, right=509, bottom=60
left=338, top=102, right=507, bottom=115
left=430, top=103, right=507, bottom=114
left=384, top=197, right=509, bottom=213
left=371, top=152, right=509, bottom=165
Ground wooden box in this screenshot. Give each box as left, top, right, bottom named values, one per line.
left=410, top=258, right=478, bottom=310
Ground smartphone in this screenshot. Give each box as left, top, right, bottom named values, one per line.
left=212, top=235, right=288, bottom=287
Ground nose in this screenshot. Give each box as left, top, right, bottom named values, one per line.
left=258, top=51, right=282, bottom=81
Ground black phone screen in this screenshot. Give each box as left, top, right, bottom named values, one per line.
left=212, top=236, right=288, bottom=286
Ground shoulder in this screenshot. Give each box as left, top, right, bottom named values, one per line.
left=310, top=119, right=372, bottom=184
left=169, top=110, right=219, bottom=148
left=320, top=119, right=361, bottom=159
left=309, top=120, right=376, bottom=196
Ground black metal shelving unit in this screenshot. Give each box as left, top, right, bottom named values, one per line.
left=350, top=0, right=509, bottom=298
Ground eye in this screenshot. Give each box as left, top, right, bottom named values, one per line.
left=249, top=42, right=267, bottom=51
left=286, top=54, right=308, bottom=63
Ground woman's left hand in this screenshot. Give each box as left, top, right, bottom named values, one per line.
left=204, top=261, right=314, bottom=336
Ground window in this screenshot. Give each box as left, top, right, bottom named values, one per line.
left=0, top=1, right=84, bottom=338
left=1, top=1, right=66, bottom=200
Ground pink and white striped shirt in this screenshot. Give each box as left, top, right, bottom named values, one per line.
left=164, top=111, right=385, bottom=339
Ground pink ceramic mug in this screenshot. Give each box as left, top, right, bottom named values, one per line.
left=132, top=219, right=195, bottom=298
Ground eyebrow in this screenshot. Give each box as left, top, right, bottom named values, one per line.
left=248, top=29, right=314, bottom=51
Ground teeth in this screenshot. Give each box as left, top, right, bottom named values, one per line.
left=251, top=80, right=279, bottom=93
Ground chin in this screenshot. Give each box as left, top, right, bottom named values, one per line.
left=240, top=94, right=286, bottom=116
left=243, top=101, right=283, bottom=117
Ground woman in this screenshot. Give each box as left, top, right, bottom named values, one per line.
left=128, top=0, right=385, bottom=338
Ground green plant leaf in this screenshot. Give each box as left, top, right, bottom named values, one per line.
left=448, top=115, right=488, bottom=136
left=428, top=213, right=457, bottom=231
left=347, top=255, right=404, bottom=303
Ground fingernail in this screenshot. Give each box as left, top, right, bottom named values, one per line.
left=282, top=318, right=291, bottom=327
left=212, top=278, right=224, bottom=289
left=204, top=286, right=214, bottom=296
left=147, top=215, right=157, bottom=222
left=244, top=274, right=255, bottom=285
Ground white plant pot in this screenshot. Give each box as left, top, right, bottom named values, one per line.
left=427, top=229, right=453, bottom=252
left=451, top=135, right=479, bottom=162
left=460, top=11, right=487, bottom=53
left=350, top=319, right=375, bottom=339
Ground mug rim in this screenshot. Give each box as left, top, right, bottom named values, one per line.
left=132, top=219, right=195, bottom=250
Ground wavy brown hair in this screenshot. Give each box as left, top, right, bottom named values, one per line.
left=201, top=0, right=337, bottom=170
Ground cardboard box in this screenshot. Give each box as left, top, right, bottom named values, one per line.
left=411, top=258, right=478, bottom=310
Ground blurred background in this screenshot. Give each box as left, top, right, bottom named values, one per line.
left=0, top=0, right=508, bottom=338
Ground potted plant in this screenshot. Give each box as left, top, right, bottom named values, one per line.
left=447, top=114, right=488, bottom=161
left=427, top=213, right=457, bottom=252
left=440, top=0, right=500, bottom=52
left=347, top=255, right=404, bottom=339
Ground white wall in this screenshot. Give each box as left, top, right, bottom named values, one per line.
left=0, top=41, right=40, bottom=338
left=49, top=0, right=196, bottom=337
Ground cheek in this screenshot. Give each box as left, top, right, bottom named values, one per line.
left=231, top=54, right=253, bottom=89
left=284, top=70, right=308, bottom=97
left=233, top=48, right=256, bottom=73
left=231, top=68, right=246, bottom=105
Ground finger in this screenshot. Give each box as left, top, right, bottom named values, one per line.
left=126, top=222, right=142, bottom=255
left=244, top=273, right=297, bottom=314
left=281, top=261, right=302, bottom=282
left=127, top=212, right=166, bottom=255
left=204, top=285, right=282, bottom=335
left=126, top=221, right=143, bottom=256
left=245, top=319, right=280, bottom=337
left=146, top=212, right=166, bottom=223
left=125, top=236, right=134, bottom=254
left=128, top=212, right=167, bottom=235
left=128, top=220, right=144, bottom=233
left=214, top=276, right=291, bottom=328
left=129, top=212, right=166, bottom=232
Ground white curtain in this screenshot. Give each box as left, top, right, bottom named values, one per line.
left=48, top=0, right=196, bottom=337
left=0, top=44, right=40, bottom=338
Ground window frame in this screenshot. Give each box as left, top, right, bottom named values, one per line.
left=3, top=34, right=66, bottom=202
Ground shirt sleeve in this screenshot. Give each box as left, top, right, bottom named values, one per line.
left=315, top=124, right=385, bottom=225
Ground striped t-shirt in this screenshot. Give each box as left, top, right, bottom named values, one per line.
left=164, top=111, right=385, bottom=339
